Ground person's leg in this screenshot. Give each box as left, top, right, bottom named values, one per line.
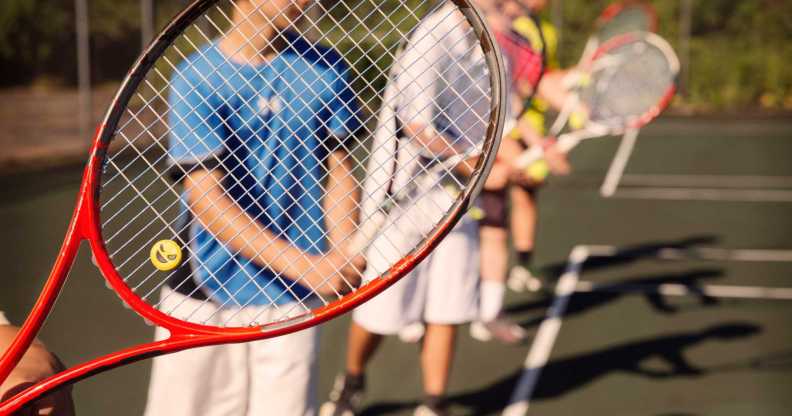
left=321, top=256, right=422, bottom=415
left=507, top=185, right=544, bottom=292
left=144, top=289, right=248, bottom=416
left=477, top=189, right=510, bottom=324
left=421, top=324, right=457, bottom=398
left=478, top=225, right=510, bottom=325
left=472, top=191, right=528, bottom=344
left=247, top=303, right=321, bottom=416
left=418, top=218, right=478, bottom=414
left=319, top=321, right=382, bottom=416
left=346, top=322, right=384, bottom=377
left=510, top=186, right=537, bottom=257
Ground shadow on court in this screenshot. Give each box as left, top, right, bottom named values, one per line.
left=541, top=235, right=720, bottom=279
left=505, top=268, right=725, bottom=329
left=359, top=322, right=760, bottom=415
left=451, top=322, right=760, bottom=415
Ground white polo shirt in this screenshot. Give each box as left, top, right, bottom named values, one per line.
left=361, top=2, right=492, bottom=222
left=0, top=311, right=9, bottom=325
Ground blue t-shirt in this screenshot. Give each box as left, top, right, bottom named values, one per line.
left=168, top=33, right=360, bottom=307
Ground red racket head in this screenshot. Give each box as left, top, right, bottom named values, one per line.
left=596, top=1, right=659, bottom=43
left=0, top=0, right=506, bottom=411
left=580, top=32, right=680, bottom=132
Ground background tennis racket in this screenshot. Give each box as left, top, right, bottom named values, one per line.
left=514, top=31, right=680, bottom=170
left=351, top=7, right=543, bottom=254
left=0, top=0, right=506, bottom=412
left=580, top=0, right=659, bottom=63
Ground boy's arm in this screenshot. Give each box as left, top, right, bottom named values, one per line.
left=324, top=150, right=361, bottom=252
left=184, top=169, right=359, bottom=294
left=537, top=70, right=573, bottom=112
left=0, top=325, right=75, bottom=414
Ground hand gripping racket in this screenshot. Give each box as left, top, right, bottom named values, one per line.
left=0, top=0, right=506, bottom=412
left=514, top=32, right=679, bottom=170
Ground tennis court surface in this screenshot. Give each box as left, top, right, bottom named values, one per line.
left=1, top=117, right=790, bottom=414
left=316, top=116, right=792, bottom=415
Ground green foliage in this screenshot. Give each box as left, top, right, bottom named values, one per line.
left=0, top=0, right=70, bottom=84
left=557, top=0, right=792, bottom=111
left=0, top=0, right=790, bottom=112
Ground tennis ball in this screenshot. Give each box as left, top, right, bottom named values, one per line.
left=526, top=160, right=550, bottom=183
left=467, top=206, right=485, bottom=221
left=569, top=111, right=587, bottom=130
left=150, top=240, right=183, bottom=272
left=577, top=73, right=592, bottom=87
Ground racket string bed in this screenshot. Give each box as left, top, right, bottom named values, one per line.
left=0, top=1, right=506, bottom=410
left=99, top=0, right=497, bottom=328
left=580, top=34, right=679, bottom=130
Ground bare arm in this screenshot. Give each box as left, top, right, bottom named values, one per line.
left=0, top=326, right=74, bottom=414
left=537, top=69, right=574, bottom=112
left=324, top=150, right=361, bottom=250
left=184, top=169, right=358, bottom=294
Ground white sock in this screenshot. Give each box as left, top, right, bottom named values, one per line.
left=480, top=280, right=505, bottom=322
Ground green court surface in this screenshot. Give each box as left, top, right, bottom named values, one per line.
left=1, top=117, right=791, bottom=415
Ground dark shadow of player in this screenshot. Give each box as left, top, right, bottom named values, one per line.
left=541, top=235, right=720, bottom=281
left=360, top=322, right=759, bottom=416
left=506, top=269, right=724, bottom=329
left=446, top=322, right=761, bottom=415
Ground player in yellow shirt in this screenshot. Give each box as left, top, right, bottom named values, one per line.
left=473, top=0, right=572, bottom=344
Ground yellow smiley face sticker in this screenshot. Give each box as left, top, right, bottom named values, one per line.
left=150, top=240, right=183, bottom=272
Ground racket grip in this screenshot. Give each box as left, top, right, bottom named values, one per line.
left=348, top=212, right=386, bottom=255
left=556, top=134, right=582, bottom=153
left=513, top=146, right=545, bottom=170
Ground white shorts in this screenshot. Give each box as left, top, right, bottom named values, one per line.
left=144, top=289, right=319, bottom=416
left=0, top=311, right=8, bottom=325
left=352, top=216, right=480, bottom=335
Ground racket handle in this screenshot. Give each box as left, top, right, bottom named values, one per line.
left=513, top=146, right=545, bottom=170
left=348, top=212, right=386, bottom=255
left=556, top=134, right=583, bottom=153
left=513, top=132, right=584, bottom=170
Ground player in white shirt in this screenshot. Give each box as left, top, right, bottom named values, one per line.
left=320, top=2, right=497, bottom=415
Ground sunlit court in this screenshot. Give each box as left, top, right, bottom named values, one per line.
left=1, top=1, right=790, bottom=415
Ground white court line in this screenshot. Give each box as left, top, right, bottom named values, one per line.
left=620, top=174, right=792, bottom=189
left=600, top=128, right=640, bottom=198
left=502, top=246, right=590, bottom=416
left=612, top=187, right=792, bottom=202
left=502, top=244, right=792, bottom=415
left=575, top=281, right=792, bottom=300
left=656, top=247, right=792, bottom=263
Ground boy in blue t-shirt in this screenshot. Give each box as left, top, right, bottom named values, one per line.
left=145, top=1, right=363, bottom=415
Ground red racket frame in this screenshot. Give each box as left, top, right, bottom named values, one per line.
left=0, top=0, right=506, bottom=412
left=598, top=0, right=659, bottom=34
left=587, top=32, right=678, bottom=131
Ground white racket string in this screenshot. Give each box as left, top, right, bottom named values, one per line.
left=99, top=0, right=498, bottom=328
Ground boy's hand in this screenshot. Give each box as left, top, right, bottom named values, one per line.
left=0, top=326, right=75, bottom=415
left=310, top=251, right=365, bottom=295
left=543, top=140, right=572, bottom=176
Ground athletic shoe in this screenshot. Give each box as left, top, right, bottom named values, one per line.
left=319, top=374, right=365, bottom=416
left=414, top=404, right=450, bottom=416
left=469, top=317, right=528, bottom=344
left=398, top=322, right=426, bottom=344
left=507, top=264, right=543, bottom=293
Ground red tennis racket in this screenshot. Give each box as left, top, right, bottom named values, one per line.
left=514, top=32, right=679, bottom=170
left=580, top=0, right=659, bottom=64
left=0, top=0, right=506, bottom=412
